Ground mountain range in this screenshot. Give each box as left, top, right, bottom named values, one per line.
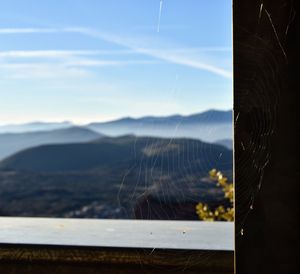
left=0, top=110, right=232, bottom=160
left=0, top=110, right=232, bottom=134
left=87, top=110, right=232, bottom=142
left=0, top=109, right=233, bottom=220
left=0, top=135, right=232, bottom=219
left=0, top=135, right=232, bottom=173
left=0, top=121, right=72, bottom=134
left=0, top=127, right=103, bottom=160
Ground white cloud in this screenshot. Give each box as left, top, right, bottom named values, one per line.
left=65, top=59, right=159, bottom=67
left=164, top=47, right=232, bottom=52
left=64, top=27, right=233, bottom=78
left=0, top=27, right=232, bottom=78
left=0, top=49, right=136, bottom=59
left=0, top=48, right=160, bottom=80
left=0, top=28, right=60, bottom=34
left=134, top=48, right=232, bottom=78
left=0, top=50, right=95, bottom=58
left=0, top=63, right=89, bottom=79
left=0, top=58, right=160, bottom=80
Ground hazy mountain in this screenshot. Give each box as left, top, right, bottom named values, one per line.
left=0, top=135, right=232, bottom=173
left=0, top=121, right=73, bottom=134
left=0, top=109, right=232, bottom=143
left=0, top=109, right=233, bottom=219
left=88, top=110, right=233, bottom=142
left=0, top=135, right=232, bottom=219
left=0, top=126, right=103, bottom=160
left=215, top=139, right=233, bottom=150
left=89, top=109, right=232, bottom=126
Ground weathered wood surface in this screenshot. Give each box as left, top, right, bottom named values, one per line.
left=0, top=245, right=233, bottom=274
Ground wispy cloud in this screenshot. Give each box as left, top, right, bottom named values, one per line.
left=0, top=63, right=89, bottom=79
left=0, top=28, right=60, bottom=34
left=134, top=48, right=232, bottom=78
left=0, top=50, right=95, bottom=58
left=0, top=49, right=136, bottom=59
left=65, top=59, right=159, bottom=67
left=66, top=27, right=233, bottom=78
left=0, top=27, right=232, bottom=78
left=157, top=0, right=164, bottom=33
left=0, top=48, right=159, bottom=80
left=164, top=47, right=232, bottom=52
left=0, top=48, right=231, bottom=59
left=0, top=50, right=160, bottom=67
left=0, top=60, right=160, bottom=80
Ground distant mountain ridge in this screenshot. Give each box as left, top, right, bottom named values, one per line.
left=0, top=126, right=103, bottom=160
left=0, top=135, right=232, bottom=173
left=89, top=109, right=232, bottom=126
left=0, top=109, right=232, bottom=134
left=87, top=110, right=233, bottom=142
left=0, top=109, right=232, bottom=160
left=0, top=121, right=73, bottom=134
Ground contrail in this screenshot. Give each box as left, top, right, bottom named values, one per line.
left=0, top=27, right=233, bottom=78
left=157, top=0, right=164, bottom=33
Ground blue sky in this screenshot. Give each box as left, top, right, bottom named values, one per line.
left=0, top=0, right=232, bottom=124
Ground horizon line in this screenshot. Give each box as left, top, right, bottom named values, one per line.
left=0, top=109, right=232, bottom=127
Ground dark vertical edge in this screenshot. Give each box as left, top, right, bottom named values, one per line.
left=234, top=0, right=300, bottom=273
